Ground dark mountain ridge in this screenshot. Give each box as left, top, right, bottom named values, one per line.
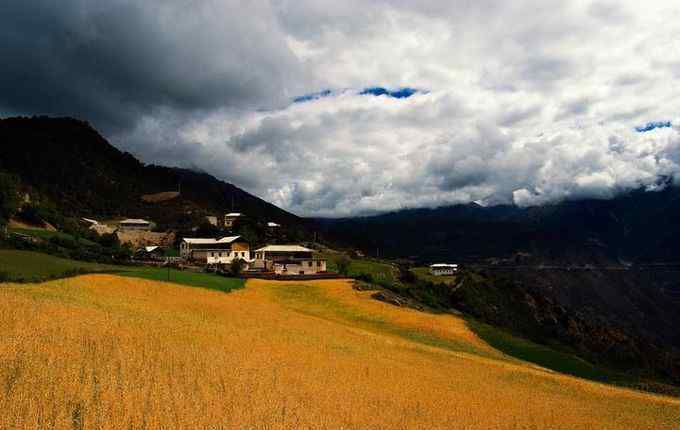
left=318, top=187, right=680, bottom=265
left=0, top=116, right=304, bottom=230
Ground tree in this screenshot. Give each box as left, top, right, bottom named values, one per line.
left=0, top=171, right=19, bottom=227
left=234, top=223, right=262, bottom=248
left=99, top=232, right=120, bottom=248
left=229, top=258, right=246, bottom=277
left=336, top=255, right=351, bottom=276
left=195, top=221, right=220, bottom=238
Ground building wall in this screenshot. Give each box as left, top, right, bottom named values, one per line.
left=232, top=242, right=249, bottom=251
left=119, top=224, right=150, bottom=231
left=430, top=268, right=457, bottom=276
left=206, top=250, right=250, bottom=264
left=224, top=216, right=241, bottom=228
left=191, top=250, right=209, bottom=261
left=180, top=242, right=190, bottom=258
left=251, top=259, right=270, bottom=270
left=181, top=241, right=250, bottom=262
left=273, top=260, right=326, bottom=275
left=191, top=249, right=250, bottom=264
left=254, top=251, right=314, bottom=261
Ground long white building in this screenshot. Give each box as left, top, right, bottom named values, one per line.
left=252, top=245, right=327, bottom=275
left=180, top=236, right=250, bottom=264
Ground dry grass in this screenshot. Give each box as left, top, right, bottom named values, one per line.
left=8, top=217, right=57, bottom=231
left=0, top=275, right=679, bottom=429
left=115, top=230, right=175, bottom=247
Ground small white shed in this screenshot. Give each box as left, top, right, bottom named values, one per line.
left=429, top=263, right=458, bottom=276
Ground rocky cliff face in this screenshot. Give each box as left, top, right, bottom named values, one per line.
left=449, top=269, right=680, bottom=385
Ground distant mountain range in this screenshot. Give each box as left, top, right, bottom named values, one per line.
left=0, top=116, right=305, bottom=232
left=318, top=186, right=680, bottom=265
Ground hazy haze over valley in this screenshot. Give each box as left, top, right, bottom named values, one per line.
left=2, top=1, right=680, bottom=216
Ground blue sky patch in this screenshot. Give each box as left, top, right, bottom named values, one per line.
left=293, top=89, right=333, bottom=103
left=359, top=87, right=418, bottom=98
left=293, top=87, right=421, bottom=104
left=635, top=121, right=672, bottom=132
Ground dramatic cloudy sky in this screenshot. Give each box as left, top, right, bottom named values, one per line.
left=2, top=0, right=680, bottom=216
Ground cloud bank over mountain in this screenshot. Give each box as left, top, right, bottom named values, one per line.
left=2, top=0, right=680, bottom=216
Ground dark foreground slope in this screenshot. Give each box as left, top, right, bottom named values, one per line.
left=0, top=116, right=304, bottom=230
left=459, top=269, right=680, bottom=388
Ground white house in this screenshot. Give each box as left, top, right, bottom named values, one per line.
left=224, top=213, right=244, bottom=228
left=118, top=219, right=151, bottom=231
left=180, top=236, right=250, bottom=264
left=429, top=263, right=458, bottom=276
left=253, top=244, right=327, bottom=275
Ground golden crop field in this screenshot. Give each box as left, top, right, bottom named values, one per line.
left=1, top=275, right=679, bottom=429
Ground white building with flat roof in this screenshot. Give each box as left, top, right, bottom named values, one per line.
left=118, top=219, right=151, bottom=231
left=224, top=212, right=244, bottom=228
left=252, top=244, right=326, bottom=275
left=429, top=263, right=458, bottom=276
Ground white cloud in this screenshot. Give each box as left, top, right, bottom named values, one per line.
left=121, top=89, right=680, bottom=216
left=5, top=0, right=680, bottom=216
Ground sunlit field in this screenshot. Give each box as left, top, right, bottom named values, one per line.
left=1, top=275, right=679, bottom=429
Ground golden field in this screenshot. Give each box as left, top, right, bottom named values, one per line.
left=0, top=275, right=679, bottom=429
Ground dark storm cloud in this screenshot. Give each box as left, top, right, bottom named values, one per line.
left=0, top=0, right=304, bottom=133
left=2, top=0, right=680, bottom=216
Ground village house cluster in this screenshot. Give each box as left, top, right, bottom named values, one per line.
left=81, top=213, right=328, bottom=277
left=180, top=240, right=327, bottom=276
left=79, top=214, right=459, bottom=279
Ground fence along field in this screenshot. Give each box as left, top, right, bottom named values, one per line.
left=0, top=275, right=679, bottom=429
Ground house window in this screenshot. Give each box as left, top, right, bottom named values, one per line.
left=317, top=261, right=322, bottom=267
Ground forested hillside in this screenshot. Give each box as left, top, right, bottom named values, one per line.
left=319, top=186, right=680, bottom=264
left=0, top=117, right=305, bottom=231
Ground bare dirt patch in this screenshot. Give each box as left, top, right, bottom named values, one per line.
left=116, top=230, right=175, bottom=247
left=141, top=191, right=180, bottom=203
